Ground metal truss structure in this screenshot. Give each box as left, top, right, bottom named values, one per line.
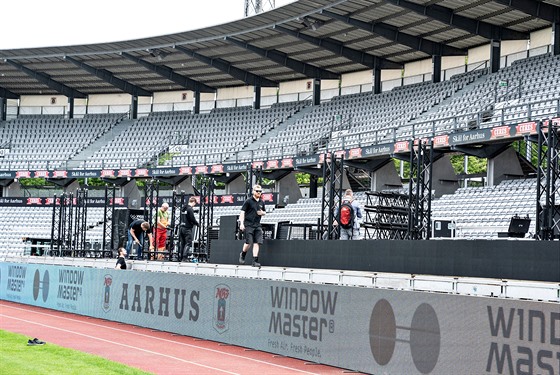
left=408, top=140, right=433, bottom=240
left=244, top=0, right=275, bottom=17
left=50, top=193, right=71, bottom=255
left=102, top=184, right=116, bottom=256
left=363, top=191, right=409, bottom=239
left=246, top=167, right=263, bottom=197
left=535, top=119, right=560, bottom=240
left=72, top=188, right=88, bottom=256
left=143, top=179, right=160, bottom=259
left=320, top=153, right=344, bottom=240
left=170, top=189, right=187, bottom=261
left=196, top=176, right=215, bottom=262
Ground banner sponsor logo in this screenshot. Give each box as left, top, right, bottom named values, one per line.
left=211, top=165, right=224, bottom=174
left=213, top=284, right=230, bottom=333
left=52, top=170, right=68, bottom=178
left=369, top=299, right=440, bottom=374
left=111, top=197, right=125, bottom=206
left=32, top=269, right=50, bottom=303
left=516, top=121, right=537, bottom=135
left=363, top=144, right=392, bottom=156
left=224, top=163, right=247, bottom=173
left=266, top=160, right=279, bottom=169
left=26, top=198, right=43, bottom=205
left=118, top=169, right=132, bottom=177
left=34, top=170, right=50, bottom=178
left=0, top=171, right=15, bottom=178
left=101, top=170, right=115, bottom=178
left=490, top=126, right=511, bottom=139
left=485, top=305, right=560, bottom=375
left=57, top=269, right=85, bottom=303
left=281, top=158, right=294, bottom=168
left=103, top=275, right=112, bottom=312
left=7, top=265, right=27, bottom=296
left=16, top=171, right=31, bottom=178
left=348, top=148, right=362, bottom=159
left=433, top=135, right=450, bottom=147
left=268, top=286, right=338, bottom=359
left=118, top=283, right=200, bottom=321
left=195, top=166, right=208, bottom=174
left=135, top=169, right=149, bottom=177
left=179, top=167, right=192, bottom=175
left=221, top=195, right=234, bottom=204
left=252, top=161, right=265, bottom=169
left=394, top=141, right=409, bottom=153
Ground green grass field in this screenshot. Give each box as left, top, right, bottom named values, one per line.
left=0, top=330, right=152, bottom=375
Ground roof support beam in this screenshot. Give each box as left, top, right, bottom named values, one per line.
left=0, top=86, right=19, bottom=100
left=492, top=0, right=560, bottom=23
left=383, top=0, right=529, bottom=40
left=5, top=59, right=87, bottom=98
left=120, top=52, right=215, bottom=93
left=64, top=56, right=152, bottom=97
left=225, top=37, right=340, bottom=80
left=173, top=46, right=278, bottom=87
left=322, top=9, right=467, bottom=56
left=274, top=25, right=402, bottom=70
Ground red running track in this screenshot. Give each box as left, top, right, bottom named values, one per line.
left=0, top=300, right=363, bottom=375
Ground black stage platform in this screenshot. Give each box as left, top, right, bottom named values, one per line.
left=210, top=239, right=560, bottom=282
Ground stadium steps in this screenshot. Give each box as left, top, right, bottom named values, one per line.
left=65, top=119, right=135, bottom=168
left=346, top=168, right=370, bottom=192
left=410, top=72, right=491, bottom=126
left=224, top=104, right=315, bottom=157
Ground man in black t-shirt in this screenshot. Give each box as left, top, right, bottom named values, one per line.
left=126, top=220, right=154, bottom=259
left=238, top=184, right=266, bottom=267
left=179, top=197, right=199, bottom=261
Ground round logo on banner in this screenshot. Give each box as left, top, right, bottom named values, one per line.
left=32, top=269, right=50, bottom=302
left=369, top=299, right=440, bottom=374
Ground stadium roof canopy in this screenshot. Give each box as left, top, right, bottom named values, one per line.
left=0, top=0, right=559, bottom=98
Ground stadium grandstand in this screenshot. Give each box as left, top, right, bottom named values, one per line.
left=0, top=1, right=559, bottom=374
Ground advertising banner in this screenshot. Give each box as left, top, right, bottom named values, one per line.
left=1, top=262, right=557, bottom=374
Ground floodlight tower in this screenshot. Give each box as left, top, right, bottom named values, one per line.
left=244, top=0, right=275, bottom=17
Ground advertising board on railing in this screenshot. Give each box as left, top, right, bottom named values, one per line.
left=0, top=119, right=558, bottom=180
left=0, top=261, right=557, bottom=375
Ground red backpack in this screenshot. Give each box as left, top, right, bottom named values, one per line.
left=338, top=201, right=354, bottom=229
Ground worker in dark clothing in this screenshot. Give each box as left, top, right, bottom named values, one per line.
left=179, top=197, right=199, bottom=261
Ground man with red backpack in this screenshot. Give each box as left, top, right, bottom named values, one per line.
left=335, top=189, right=362, bottom=240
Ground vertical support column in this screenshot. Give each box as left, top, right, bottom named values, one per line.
left=254, top=84, right=261, bottom=110
left=490, top=40, right=501, bottom=73
left=131, top=95, right=138, bottom=120
left=536, top=120, right=560, bottom=240
left=170, top=189, right=184, bottom=261
left=320, top=153, right=344, bottom=239
left=50, top=194, right=62, bottom=256
left=68, top=97, right=75, bottom=119
left=73, top=188, right=88, bottom=257
left=373, top=65, right=381, bottom=95
left=193, top=89, right=201, bottom=114
left=554, top=22, right=560, bottom=56
left=432, top=55, right=442, bottom=83
left=143, top=179, right=160, bottom=259
left=309, top=174, right=318, bottom=198
left=197, top=176, right=214, bottom=262
left=408, top=140, right=433, bottom=240
left=313, top=78, right=321, bottom=106
left=0, top=97, right=6, bottom=121
left=102, top=184, right=116, bottom=257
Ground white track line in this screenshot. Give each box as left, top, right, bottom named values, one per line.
left=0, top=302, right=325, bottom=375
left=0, top=313, right=240, bottom=375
